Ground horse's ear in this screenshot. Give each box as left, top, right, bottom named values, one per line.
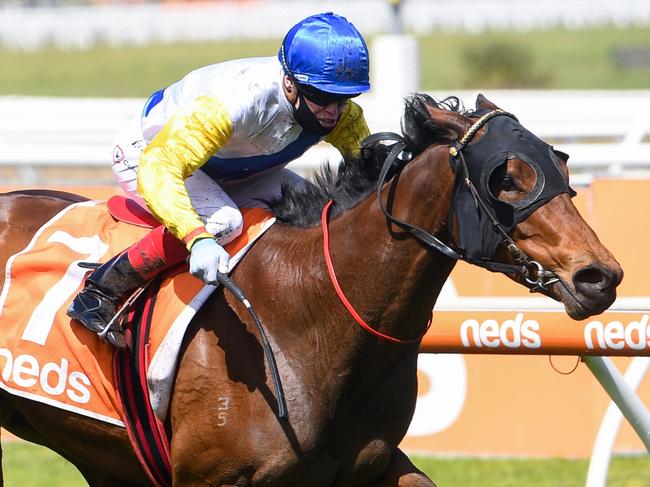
left=425, top=104, right=470, bottom=139
left=475, top=93, right=500, bottom=111
left=553, top=149, right=569, bottom=163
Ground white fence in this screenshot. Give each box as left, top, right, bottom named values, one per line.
left=2, top=0, right=650, bottom=51
left=1, top=90, right=650, bottom=185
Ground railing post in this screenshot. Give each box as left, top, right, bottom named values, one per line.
left=584, top=356, right=650, bottom=487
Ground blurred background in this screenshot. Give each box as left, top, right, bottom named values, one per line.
left=1, top=1, right=650, bottom=486
left=2, top=0, right=650, bottom=184
left=1, top=0, right=650, bottom=186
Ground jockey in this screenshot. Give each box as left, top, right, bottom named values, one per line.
left=66, top=12, right=371, bottom=347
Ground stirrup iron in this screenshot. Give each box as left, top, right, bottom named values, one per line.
left=97, top=284, right=149, bottom=348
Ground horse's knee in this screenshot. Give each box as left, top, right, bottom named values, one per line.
left=394, top=473, right=437, bottom=487
left=369, top=449, right=436, bottom=487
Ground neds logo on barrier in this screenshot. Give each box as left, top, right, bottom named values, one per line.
left=460, top=313, right=541, bottom=349
left=584, top=315, right=650, bottom=350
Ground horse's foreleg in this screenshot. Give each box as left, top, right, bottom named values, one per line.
left=366, top=449, right=436, bottom=487
left=0, top=404, right=16, bottom=487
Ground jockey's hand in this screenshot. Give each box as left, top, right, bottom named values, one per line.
left=189, top=237, right=230, bottom=285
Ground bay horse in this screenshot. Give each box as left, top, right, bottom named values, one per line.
left=0, top=94, right=622, bottom=486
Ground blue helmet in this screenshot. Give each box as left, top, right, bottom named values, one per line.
left=279, top=12, right=370, bottom=96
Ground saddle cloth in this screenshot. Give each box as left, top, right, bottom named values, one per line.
left=0, top=199, right=274, bottom=425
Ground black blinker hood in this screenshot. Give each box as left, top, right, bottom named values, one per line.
left=451, top=112, right=576, bottom=261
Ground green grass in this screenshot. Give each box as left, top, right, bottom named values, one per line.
left=1, top=26, right=649, bottom=97
left=418, top=26, right=650, bottom=90
left=2, top=442, right=650, bottom=486
left=0, top=39, right=279, bottom=97
left=412, top=455, right=650, bottom=487
left=3, top=442, right=85, bottom=487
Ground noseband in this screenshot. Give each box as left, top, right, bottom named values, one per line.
left=363, top=109, right=561, bottom=293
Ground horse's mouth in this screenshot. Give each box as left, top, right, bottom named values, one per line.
left=549, top=277, right=617, bottom=320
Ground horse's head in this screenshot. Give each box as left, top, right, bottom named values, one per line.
left=407, top=93, right=623, bottom=320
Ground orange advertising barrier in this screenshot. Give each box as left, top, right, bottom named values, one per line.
left=421, top=311, right=650, bottom=356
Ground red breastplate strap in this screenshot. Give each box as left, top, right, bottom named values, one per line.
left=321, top=199, right=431, bottom=345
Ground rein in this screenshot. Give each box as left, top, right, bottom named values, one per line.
left=321, top=109, right=562, bottom=345
left=216, top=273, right=287, bottom=419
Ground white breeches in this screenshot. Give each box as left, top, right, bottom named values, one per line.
left=111, top=116, right=304, bottom=245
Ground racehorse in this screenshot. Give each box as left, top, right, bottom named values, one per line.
left=0, top=94, right=622, bottom=486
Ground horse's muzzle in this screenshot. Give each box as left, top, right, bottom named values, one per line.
left=568, top=263, right=623, bottom=317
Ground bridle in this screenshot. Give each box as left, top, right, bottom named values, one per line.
left=321, top=108, right=564, bottom=345
left=362, top=109, right=560, bottom=293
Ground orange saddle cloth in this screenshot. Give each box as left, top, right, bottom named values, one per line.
left=0, top=199, right=274, bottom=426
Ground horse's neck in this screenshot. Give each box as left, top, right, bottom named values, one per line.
left=231, top=148, right=456, bottom=409
left=325, top=147, right=456, bottom=338
left=253, top=146, right=455, bottom=353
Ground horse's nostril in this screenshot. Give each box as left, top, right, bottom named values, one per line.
left=573, top=265, right=614, bottom=294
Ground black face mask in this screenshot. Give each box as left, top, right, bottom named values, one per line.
left=292, top=91, right=334, bottom=136
left=452, top=112, right=576, bottom=261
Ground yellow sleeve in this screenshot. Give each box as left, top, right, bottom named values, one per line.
left=324, top=100, right=370, bottom=157
left=137, top=95, right=233, bottom=249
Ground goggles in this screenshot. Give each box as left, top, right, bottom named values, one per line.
left=297, top=83, right=356, bottom=107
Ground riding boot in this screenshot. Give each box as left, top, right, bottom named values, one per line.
left=67, top=224, right=190, bottom=347
left=67, top=252, right=146, bottom=345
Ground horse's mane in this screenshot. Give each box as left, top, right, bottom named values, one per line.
left=269, top=94, right=471, bottom=227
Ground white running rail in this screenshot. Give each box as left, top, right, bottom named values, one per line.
left=1, top=90, right=650, bottom=184
left=2, top=0, right=649, bottom=51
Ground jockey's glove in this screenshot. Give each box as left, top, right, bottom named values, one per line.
left=189, top=237, right=230, bottom=285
